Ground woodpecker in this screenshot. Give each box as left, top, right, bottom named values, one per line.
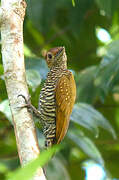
left=39, top=47, right=76, bottom=147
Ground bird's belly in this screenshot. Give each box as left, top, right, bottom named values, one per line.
left=39, top=87, right=56, bottom=123
left=38, top=87, right=56, bottom=141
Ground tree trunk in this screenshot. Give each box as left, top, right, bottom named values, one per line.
left=0, top=0, right=46, bottom=179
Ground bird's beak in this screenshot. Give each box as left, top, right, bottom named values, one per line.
left=55, top=47, right=65, bottom=58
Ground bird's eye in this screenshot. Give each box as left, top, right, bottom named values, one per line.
left=48, top=53, right=52, bottom=59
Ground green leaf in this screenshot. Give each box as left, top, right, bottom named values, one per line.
left=95, top=40, right=119, bottom=95
left=72, top=0, right=75, bottom=7
left=47, top=156, right=70, bottom=180
left=95, top=0, right=119, bottom=16
left=95, top=0, right=112, bottom=16
left=7, top=145, right=61, bottom=180
left=75, top=66, right=99, bottom=103
left=71, top=104, right=98, bottom=135
left=0, top=163, right=8, bottom=173
left=0, top=99, right=12, bottom=123
left=0, top=64, right=4, bottom=75
left=71, top=103, right=116, bottom=139
left=68, top=130, right=104, bottom=165
left=0, top=66, right=7, bottom=100
left=0, top=158, right=19, bottom=171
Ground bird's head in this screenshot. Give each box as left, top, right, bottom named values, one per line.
left=44, top=47, right=67, bottom=69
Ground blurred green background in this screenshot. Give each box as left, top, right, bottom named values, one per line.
left=1, top=0, right=119, bottom=179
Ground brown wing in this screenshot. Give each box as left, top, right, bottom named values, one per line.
left=55, top=71, right=76, bottom=144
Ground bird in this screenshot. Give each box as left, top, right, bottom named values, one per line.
left=20, top=47, right=76, bottom=148
left=39, top=46, right=76, bottom=147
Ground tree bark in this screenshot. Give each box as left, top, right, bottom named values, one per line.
left=0, top=0, right=46, bottom=179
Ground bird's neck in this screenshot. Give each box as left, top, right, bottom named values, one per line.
left=51, top=62, right=67, bottom=70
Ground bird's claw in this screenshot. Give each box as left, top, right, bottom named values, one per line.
left=18, top=94, right=41, bottom=117
left=18, top=94, right=32, bottom=111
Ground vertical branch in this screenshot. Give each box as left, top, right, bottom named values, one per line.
left=0, top=0, right=46, bottom=179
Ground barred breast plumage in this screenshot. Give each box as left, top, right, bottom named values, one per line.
left=38, top=47, right=76, bottom=147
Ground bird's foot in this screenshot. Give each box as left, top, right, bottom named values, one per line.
left=18, top=94, right=41, bottom=117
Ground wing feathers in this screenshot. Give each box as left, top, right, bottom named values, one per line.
left=55, top=71, right=76, bottom=144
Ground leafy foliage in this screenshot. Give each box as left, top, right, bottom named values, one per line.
left=1, top=0, right=119, bottom=179
left=71, top=103, right=116, bottom=138
left=68, top=129, right=104, bottom=165
left=7, top=145, right=60, bottom=180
